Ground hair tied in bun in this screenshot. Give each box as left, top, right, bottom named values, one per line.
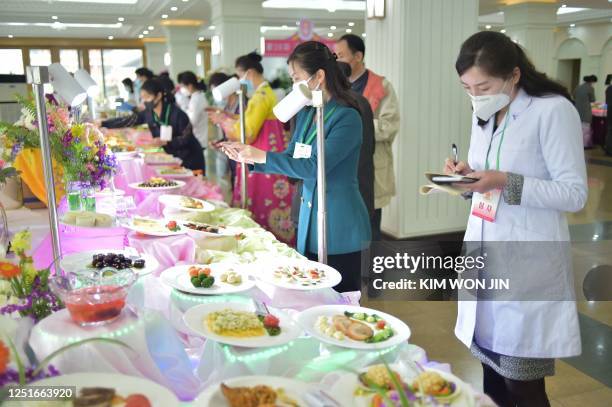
left=248, top=51, right=263, bottom=63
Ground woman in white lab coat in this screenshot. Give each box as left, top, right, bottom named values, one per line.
left=445, top=32, right=587, bottom=406
left=178, top=71, right=209, bottom=165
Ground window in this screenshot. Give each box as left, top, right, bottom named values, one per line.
left=29, top=49, right=52, bottom=66
left=102, top=49, right=143, bottom=101
left=0, top=49, right=24, bottom=74
left=196, top=49, right=205, bottom=76
left=59, top=49, right=80, bottom=73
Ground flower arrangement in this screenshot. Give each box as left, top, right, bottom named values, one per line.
left=0, top=230, right=63, bottom=321
left=0, top=94, right=116, bottom=190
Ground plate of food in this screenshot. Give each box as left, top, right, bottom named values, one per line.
left=181, top=221, right=233, bottom=239
left=129, top=178, right=185, bottom=192
left=297, top=305, right=410, bottom=350
left=144, top=152, right=182, bottom=165
left=160, top=264, right=255, bottom=295
left=155, top=166, right=194, bottom=179
left=125, top=217, right=186, bottom=237
left=60, top=211, right=114, bottom=228
left=193, top=375, right=313, bottom=407
left=19, top=372, right=179, bottom=407
left=183, top=302, right=302, bottom=348
left=330, top=364, right=466, bottom=407
left=95, top=188, right=126, bottom=198
left=255, top=258, right=342, bottom=290
left=158, top=194, right=215, bottom=212
left=60, top=249, right=159, bottom=276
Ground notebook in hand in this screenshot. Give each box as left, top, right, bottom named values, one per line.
left=419, top=172, right=477, bottom=196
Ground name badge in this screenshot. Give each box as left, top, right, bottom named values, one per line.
left=471, top=189, right=502, bottom=222
left=160, top=125, right=173, bottom=141
left=293, top=142, right=312, bottom=159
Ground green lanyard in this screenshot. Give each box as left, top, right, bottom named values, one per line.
left=298, top=106, right=338, bottom=145
left=485, top=110, right=511, bottom=170
left=153, top=105, right=171, bottom=126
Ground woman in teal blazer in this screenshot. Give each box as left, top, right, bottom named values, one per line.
left=221, top=41, right=371, bottom=292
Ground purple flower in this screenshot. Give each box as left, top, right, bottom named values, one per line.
left=45, top=93, right=59, bottom=106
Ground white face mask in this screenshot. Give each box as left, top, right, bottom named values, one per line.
left=179, top=87, right=190, bottom=97
left=293, top=75, right=317, bottom=92
left=468, top=80, right=512, bottom=121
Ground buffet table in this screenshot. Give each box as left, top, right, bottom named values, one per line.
left=4, top=151, right=493, bottom=406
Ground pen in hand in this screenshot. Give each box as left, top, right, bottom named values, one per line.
left=452, top=143, right=458, bottom=173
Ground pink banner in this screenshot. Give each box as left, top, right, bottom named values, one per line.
left=264, top=34, right=336, bottom=57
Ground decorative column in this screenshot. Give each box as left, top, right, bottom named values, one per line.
left=208, top=0, right=262, bottom=70
left=503, top=2, right=558, bottom=76
left=365, top=0, right=478, bottom=238
left=143, top=40, right=167, bottom=75
left=162, top=21, right=202, bottom=78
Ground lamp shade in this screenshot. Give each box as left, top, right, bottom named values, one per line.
left=48, top=63, right=87, bottom=107
left=272, top=83, right=312, bottom=123
left=212, top=77, right=240, bottom=102
left=74, top=69, right=100, bottom=97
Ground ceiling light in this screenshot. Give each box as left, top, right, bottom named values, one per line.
left=485, top=25, right=492, bottom=29
left=198, top=36, right=204, bottom=41
left=330, top=25, right=336, bottom=30
left=148, top=25, right=154, bottom=30
left=143, top=30, right=149, bottom=34
left=209, top=25, right=215, bottom=30
left=8, top=34, right=13, bottom=38
left=108, top=35, right=114, bottom=40
left=348, top=22, right=355, bottom=27
left=561, top=4, right=567, bottom=7
left=170, top=6, right=178, bottom=11
left=501, top=29, right=506, bottom=33
left=138, top=34, right=144, bottom=38
left=51, top=16, right=58, bottom=20
left=1, top=21, right=122, bottom=29
left=327, top=32, right=333, bottom=37
left=570, top=23, right=575, bottom=27
left=361, top=33, right=366, bottom=37
left=282, top=24, right=288, bottom=29
left=118, top=17, right=125, bottom=22
left=346, top=28, right=352, bottom=33
left=183, top=0, right=189, bottom=2
left=161, top=14, right=168, bottom=19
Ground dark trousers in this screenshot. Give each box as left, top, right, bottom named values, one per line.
left=306, top=250, right=362, bottom=293
left=605, top=120, right=612, bottom=155
left=371, top=208, right=382, bottom=242
left=482, top=364, right=550, bottom=407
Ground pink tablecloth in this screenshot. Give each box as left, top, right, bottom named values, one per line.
left=127, top=232, right=196, bottom=276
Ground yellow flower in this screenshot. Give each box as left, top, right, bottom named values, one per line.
left=11, top=230, right=31, bottom=254
left=22, top=262, right=37, bottom=287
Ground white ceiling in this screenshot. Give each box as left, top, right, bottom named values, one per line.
left=0, top=0, right=609, bottom=40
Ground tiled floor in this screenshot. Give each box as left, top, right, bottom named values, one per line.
left=365, top=148, right=612, bottom=405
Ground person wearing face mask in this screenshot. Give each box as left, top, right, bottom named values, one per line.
left=574, top=75, right=598, bottom=148
left=209, top=52, right=295, bottom=245
left=101, top=78, right=204, bottom=171
left=219, top=42, right=371, bottom=293
left=174, top=72, right=190, bottom=112
left=178, top=71, right=209, bottom=165
left=444, top=32, right=586, bottom=406
left=207, top=72, right=241, bottom=193
left=335, top=34, right=400, bottom=242
left=134, top=67, right=154, bottom=108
